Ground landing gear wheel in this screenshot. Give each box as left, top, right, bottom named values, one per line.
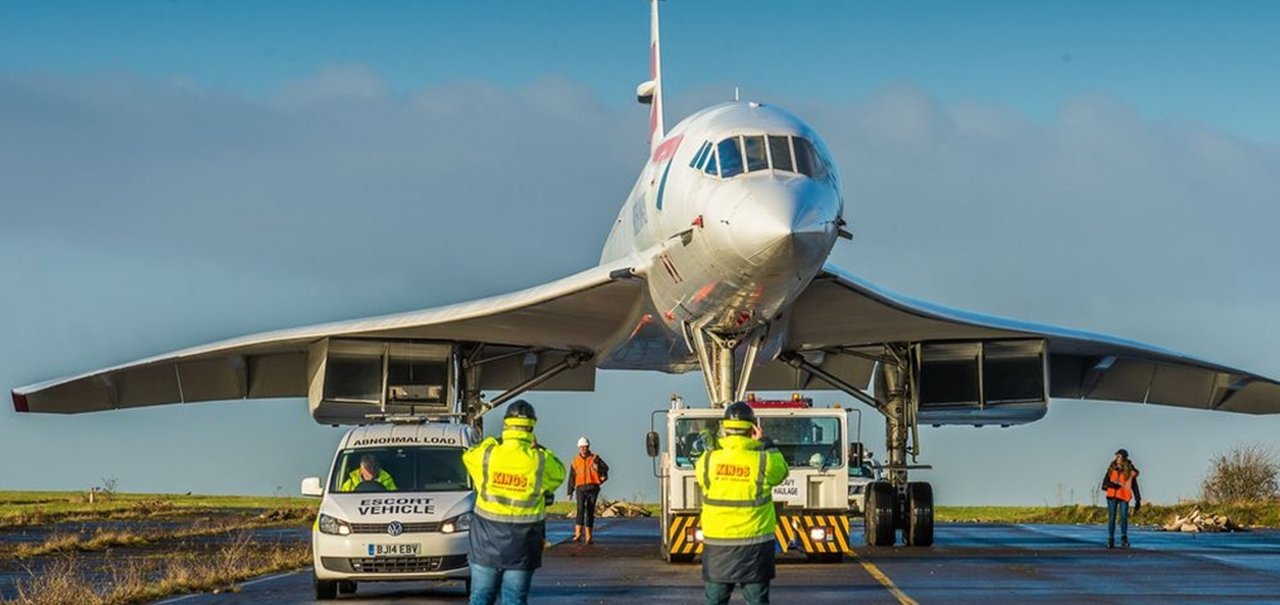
left=337, top=580, right=357, bottom=595
left=864, top=481, right=897, bottom=546
left=313, top=576, right=337, bottom=600
left=905, top=481, right=934, bottom=547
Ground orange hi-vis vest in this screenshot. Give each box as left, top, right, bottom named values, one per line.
left=1106, top=467, right=1136, bottom=502
left=572, top=453, right=603, bottom=488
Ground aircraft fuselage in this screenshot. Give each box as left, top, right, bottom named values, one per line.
left=598, top=102, right=844, bottom=371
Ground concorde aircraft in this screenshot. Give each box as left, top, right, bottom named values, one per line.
left=13, top=1, right=1280, bottom=546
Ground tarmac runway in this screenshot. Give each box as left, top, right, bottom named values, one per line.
left=158, top=518, right=1280, bottom=604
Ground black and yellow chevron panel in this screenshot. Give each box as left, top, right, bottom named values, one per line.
left=666, top=512, right=851, bottom=556
left=774, top=513, right=852, bottom=554
left=667, top=513, right=704, bottom=555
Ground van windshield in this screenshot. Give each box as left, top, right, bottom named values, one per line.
left=330, top=446, right=470, bottom=493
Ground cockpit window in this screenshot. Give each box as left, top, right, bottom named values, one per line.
left=792, top=137, right=826, bottom=179
left=690, top=141, right=711, bottom=169
left=743, top=135, right=768, bottom=172
left=768, top=135, right=794, bottom=172
left=698, top=134, right=829, bottom=180
left=718, top=137, right=745, bottom=178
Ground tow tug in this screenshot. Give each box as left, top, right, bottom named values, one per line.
left=645, top=394, right=864, bottom=562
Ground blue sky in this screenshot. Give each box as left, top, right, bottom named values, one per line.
left=1, top=1, right=1278, bottom=505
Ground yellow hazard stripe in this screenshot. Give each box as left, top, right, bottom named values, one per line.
left=774, top=517, right=792, bottom=552
left=668, top=515, right=686, bottom=543
left=797, top=515, right=815, bottom=552
left=776, top=514, right=853, bottom=553
left=851, top=550, right=918, bottom=605
left=833, top=515, right=852, bottom=554
left=668, top=514, right=705, bottom=555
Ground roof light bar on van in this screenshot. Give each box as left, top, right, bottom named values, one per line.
left=363, top=413, right=465, bottom=425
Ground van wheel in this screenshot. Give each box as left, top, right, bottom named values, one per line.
left=313, top=576, right=337, bottom=600
left=337, top=580, right=357, bottom=595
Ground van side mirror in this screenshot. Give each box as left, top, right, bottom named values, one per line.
left=645, top=431, right=660, bottom=458
left=849, top=442, right=865, bottom=467
left=301, top=476, right=324, bottom=498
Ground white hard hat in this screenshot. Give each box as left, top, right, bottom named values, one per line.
left=808, top=453, right=826, bottom=467
left=577, top=437, right=590, bottom=447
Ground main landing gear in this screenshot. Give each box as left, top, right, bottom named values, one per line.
left=864, top=345, right=934, bottom=546
left=688, top=322, right=937, bottom=547
left=783, top=343, right=935, bottom=547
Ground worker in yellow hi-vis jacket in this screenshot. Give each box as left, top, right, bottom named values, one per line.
left=695, top=401, right=789, bottom=605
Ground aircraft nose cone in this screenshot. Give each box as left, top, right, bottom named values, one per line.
left=728, top=179, right=839, bottom=268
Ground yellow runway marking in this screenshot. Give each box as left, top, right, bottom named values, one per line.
left=850, top=550, right=918, bottom=605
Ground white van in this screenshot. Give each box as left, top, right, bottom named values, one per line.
left=301, top=419, right=477, bottom=600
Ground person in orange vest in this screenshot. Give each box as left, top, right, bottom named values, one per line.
left=567, top=436, right=609, bottom=544
left=1101, top=448, right=1142, bottom=549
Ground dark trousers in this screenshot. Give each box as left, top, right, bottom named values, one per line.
left=574, top=485, right=600, bottom=528
left=705, top=581, right=770, bottom=605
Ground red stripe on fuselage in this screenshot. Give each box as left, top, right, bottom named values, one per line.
left=652, top=134, right=683, bottom=163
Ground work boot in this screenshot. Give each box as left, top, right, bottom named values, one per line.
left=585, top=527, right=594, bottom=545
left=1121, top=537, right=1130, bottom=549
left=1106, top=539, right=1115, bottom=549
left=572, top=525, right=582, bottom=542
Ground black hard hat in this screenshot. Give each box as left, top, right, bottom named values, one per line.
left=504, top=399, right=538, bottom=428
left=1115, top=448, right=1129, bottom=459
left=722, top=401, right=756, bottom=431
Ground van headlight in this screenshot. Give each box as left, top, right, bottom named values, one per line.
left=318, top=513, right=352, bottom=536
left=441, top=512, right=472, bottom=534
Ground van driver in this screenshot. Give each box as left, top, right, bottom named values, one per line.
left=340, top=453, right=398, bottom=492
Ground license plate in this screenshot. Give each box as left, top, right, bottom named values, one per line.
left=368, top=543, right=421, bottom=557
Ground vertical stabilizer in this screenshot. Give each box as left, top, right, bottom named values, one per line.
left=636, top=0, right=665, bottom=153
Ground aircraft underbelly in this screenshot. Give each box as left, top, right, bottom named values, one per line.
left=645, top=229, right=817, bottom=334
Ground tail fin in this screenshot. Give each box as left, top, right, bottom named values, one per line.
left=636, top=0, right=665, bottom=153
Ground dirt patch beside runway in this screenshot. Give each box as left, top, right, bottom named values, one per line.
left=0, top=492, right=313, bottom=605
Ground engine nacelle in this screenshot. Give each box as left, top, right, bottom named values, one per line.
left=308, top=339, right=455, bottom=425
left=907, top=340, right=1049, bottom=427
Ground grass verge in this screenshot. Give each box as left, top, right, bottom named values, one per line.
left=937, top=502, right=1280, bottom=528
left=0, top=491, right=313, bottom=529
left=1, top=534, right=311, bottom=605
left=10, top=509, right=314, bottom=558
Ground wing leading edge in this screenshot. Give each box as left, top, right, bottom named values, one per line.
left=750, top=263, right=1280, bottom=414
left=13, top=257, right=647, bottom=414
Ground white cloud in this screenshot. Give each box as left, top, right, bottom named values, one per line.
left=2, top=69, right=1278, bottom=503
